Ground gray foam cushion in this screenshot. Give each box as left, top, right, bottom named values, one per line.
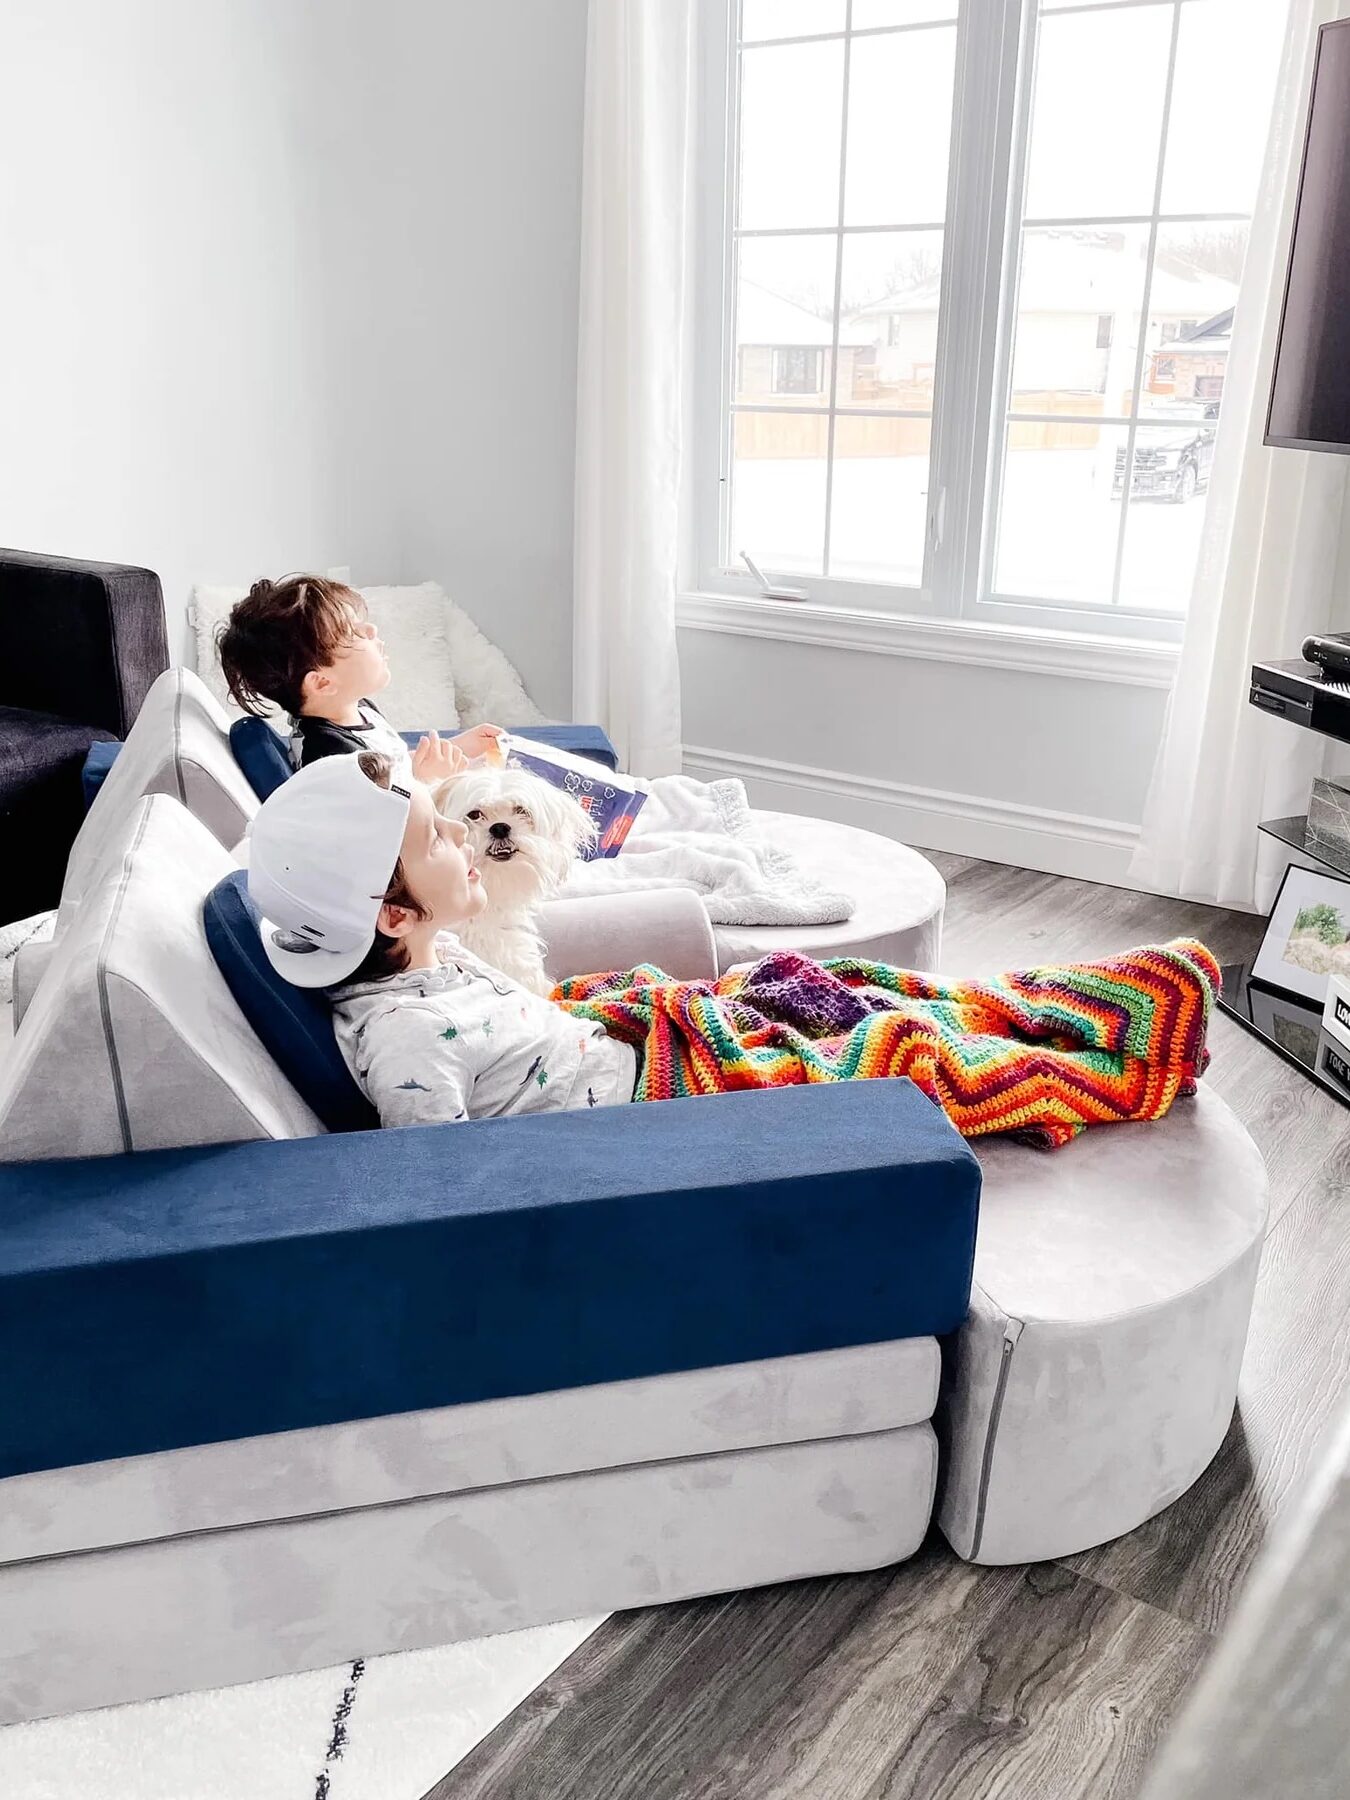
left=0, top=794, right=320, bottom=1163
left=56, top=667, right=257, bottom=938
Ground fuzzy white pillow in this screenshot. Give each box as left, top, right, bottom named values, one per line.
left=438, top=595, right=545, bottom=728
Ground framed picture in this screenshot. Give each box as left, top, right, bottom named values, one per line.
left=1251, top=862, right=1350, bottom=1004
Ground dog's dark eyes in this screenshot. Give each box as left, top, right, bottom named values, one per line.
left=512, top=805, right=530, bottom=820
left=466, top=809, right=484, bottom=823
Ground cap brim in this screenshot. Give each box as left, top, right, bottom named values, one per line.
left=259, top=915, right=371, bottom=990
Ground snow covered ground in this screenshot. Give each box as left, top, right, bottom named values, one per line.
left=730, top=445, right=1205, bottom=614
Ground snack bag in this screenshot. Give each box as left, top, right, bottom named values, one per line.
left=499, top=736, right=648, bottom=860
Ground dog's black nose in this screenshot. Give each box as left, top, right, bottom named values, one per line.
left=488, top=821, right=512, bottom=840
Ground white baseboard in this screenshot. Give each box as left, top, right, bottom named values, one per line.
left=683, top=744, right=1143, bottom=888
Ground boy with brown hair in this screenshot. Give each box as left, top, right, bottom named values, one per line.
left=217, top=574, right=501, bottom=786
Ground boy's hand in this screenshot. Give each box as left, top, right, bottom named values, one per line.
left=451, top=723, right=506, bottom=763
left=412, top=731, right=468, bottom=785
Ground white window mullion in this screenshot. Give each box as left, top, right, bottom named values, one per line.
left=820, top=0, right=854, bottom=579
left=1107, top=0, right=1185, bottom=606
left=1022, top=211, right=1251, bottom=231
left=928, top=0, right=1032, bottom=622
left=736, top=222, right=947, bottom=238
left=690, top=0, right=740, bottom=596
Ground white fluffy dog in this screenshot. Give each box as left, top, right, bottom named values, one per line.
left=431, top=765, right=595, bottom=993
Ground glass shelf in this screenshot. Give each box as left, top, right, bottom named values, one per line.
left=1258, top=814, right=1350, bottom=879
left=1218, top=960, right=1350, bottom=1110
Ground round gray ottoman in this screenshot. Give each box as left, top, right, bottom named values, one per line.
left=711, top=811, right=946, bottom=975
left=938, top=1085, right=1268, bottom=1565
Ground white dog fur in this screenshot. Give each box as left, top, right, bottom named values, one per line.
left=432, top=766, right=595, bottom=993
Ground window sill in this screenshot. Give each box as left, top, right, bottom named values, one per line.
left=675, top=592, right=1180, bottom=689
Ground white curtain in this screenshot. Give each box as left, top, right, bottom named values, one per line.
left=572, top=0, right=695, bottom=778
left=1130, top=0, right=1350, bottom=912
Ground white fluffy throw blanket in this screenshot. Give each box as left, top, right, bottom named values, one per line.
left=0, top=909, right=55, bottom=1027
left=563, top=777, right=855, bottom=927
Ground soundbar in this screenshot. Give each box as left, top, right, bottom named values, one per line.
left=1250, top=656, right=1350, bottom=744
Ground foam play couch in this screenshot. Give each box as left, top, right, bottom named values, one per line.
left=0, top=647, right=1271, bottom=1721
left=0, top=779, right=981, bottom=1723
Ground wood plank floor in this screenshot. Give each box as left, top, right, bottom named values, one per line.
left=425, top=857, right=1350, bottom=1800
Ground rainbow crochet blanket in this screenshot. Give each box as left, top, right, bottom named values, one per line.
left=555, top=940, right=1220, bottom=1149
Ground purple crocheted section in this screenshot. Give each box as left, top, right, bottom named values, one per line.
left=735, top=951, right=890, bottom=1036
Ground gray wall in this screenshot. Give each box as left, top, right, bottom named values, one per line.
left=379, top=1, right=588, bottom=724
left=0, top=0, right=587, bottom=721
left=0, top=0, right=402, bottom=665
left=678, top=624, right=1173, bottom=880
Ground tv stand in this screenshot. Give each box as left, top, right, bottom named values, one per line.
left=1226, top=668, right=1350, bottom=1109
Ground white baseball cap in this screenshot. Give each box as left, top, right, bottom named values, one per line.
left=247, top=753, right=413, bottom=988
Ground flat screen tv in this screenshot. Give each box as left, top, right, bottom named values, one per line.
left=1266, top=19, right=1350, bottom=455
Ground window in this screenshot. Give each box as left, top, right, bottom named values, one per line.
left=773, top=347, right=824, bottom=392
left=694, top=0, right=1289, bottom=640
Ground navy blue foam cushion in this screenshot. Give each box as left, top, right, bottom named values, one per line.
left=204, top=871, right=377, bottom=1134
left=490, top=724, right=619, bottom=771
left=0, top=1079, right=980, bottom=1478
left=229, top=715, right=292, bottom=800
left=229, top=717, right=620, bottom=801
left=400, top=726, right=619, bottom=770
left=399, top=726, right=618, bottom=769
left=81, top=737, right=123, bottom=810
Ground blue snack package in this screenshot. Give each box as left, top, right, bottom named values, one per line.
left=500, top=736, right=649, bottom=860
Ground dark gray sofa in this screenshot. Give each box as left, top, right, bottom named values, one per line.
left=0, top=549, right=168, bottom=915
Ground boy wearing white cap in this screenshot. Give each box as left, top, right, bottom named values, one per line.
left=248, top=752, right=637, bottom=1127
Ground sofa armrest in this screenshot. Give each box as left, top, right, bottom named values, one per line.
left=0, top=549, right=168, bottom=736
left=0, top=1079, right=981, bottom=1479
left=541, top=889, right=716, bottom=982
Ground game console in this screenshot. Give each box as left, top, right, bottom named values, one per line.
left=1301, top=632, right=1350, bottom=680
left=1250, top=655, right=1350, bottom=742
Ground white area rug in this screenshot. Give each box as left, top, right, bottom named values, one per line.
left=0, top=1619, right=601, bottom=1800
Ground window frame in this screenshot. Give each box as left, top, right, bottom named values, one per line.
left=686, top=0, right=1258, bottom=653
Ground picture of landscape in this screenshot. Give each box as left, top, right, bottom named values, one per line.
left=1252, top=865, right=1350, bottom=1005
left=1281, top=900, right=1350, bottom=979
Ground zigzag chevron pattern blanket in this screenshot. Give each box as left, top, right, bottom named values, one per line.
left=555, top=940, right=1220, bottom=1148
